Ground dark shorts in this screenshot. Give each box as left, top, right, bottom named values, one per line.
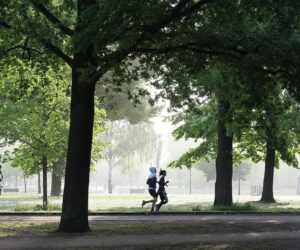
left=158, top=191, right=168, bottom=202
left=148, top=189, right=157, bottom=198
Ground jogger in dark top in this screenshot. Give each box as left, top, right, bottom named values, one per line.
left=142, top=167, right=158, bottom=211
left=156, top=169, right=169, bottom=212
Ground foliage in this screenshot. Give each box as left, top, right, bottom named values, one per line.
left=103, top=121, right=159, bottom=173
left=0, top=59, right=106, bottom=176
left=168, top=63, right=300, bottom=172
left=193, top=161, right=251, bottom=182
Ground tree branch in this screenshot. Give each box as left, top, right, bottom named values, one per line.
left=132, top=44, right=240, bottom=58
left=144, top=0, right=192, bottom=33
left=181, top=0, right=213, bottom=16
left=5, top=45, right=43, bottom=55
left=144, top=0, right=213, bottom=33
left=0, top=19, right=73, bottom=66
left=0, top=21, right=12, bottom=29
left=29, top=0, right=74, bottom=36
left=93, top=0, right=215, bottom=84
left=42, top=39, right=73, bottom=67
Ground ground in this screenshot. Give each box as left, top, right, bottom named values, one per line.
left=0, top=214, right=300, bottom=249
left=1, top=194, right=300, bottom=249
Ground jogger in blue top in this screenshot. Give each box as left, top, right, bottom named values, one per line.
left=142, top=167, right=158, bottom=211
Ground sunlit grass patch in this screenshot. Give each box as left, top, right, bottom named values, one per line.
left=1, top=193, right=300, bottom=212
left=0, top=222, right=58, bottom=237
left=14, top=203, right=61, bottom=212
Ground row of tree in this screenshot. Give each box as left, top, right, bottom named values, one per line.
left=1, top=0, right=300, bottom=232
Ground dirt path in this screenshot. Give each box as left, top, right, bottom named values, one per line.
left=1, top=215, right=300, bottom=249
left=1, top=214, right=300, bottom=223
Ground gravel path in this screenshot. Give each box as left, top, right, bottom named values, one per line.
left=1, top=214, right=300, bottom=249
left=1, top=214, right=300, bottom=223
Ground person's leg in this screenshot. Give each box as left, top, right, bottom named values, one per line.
left=156, top=192, right=164, bottom=211
left=142, top=199, right=155, bottom=206
left=150, top=196, right=157, bottom=211
left=142, top=190, right=156, bottom=207
left=163, top=193, right=168, bottom=207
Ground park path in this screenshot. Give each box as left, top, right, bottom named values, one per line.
left=0, top=231, right=300, bottom=249
left=1, top=214, right=300, bottom=223
left=1, top=214, right=300, bottom=249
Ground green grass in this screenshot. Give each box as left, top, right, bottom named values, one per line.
left=0, top=222, right=58, bottom=237
left=1, top=193, right=300, bottom=212
left=14, top=203, right=61, bottom=211
left=212, top=203, right=257, bottom=212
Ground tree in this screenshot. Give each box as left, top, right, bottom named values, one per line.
left=103, top=121, right=159, bottom=194
left=0, top=61, right=71, bottom=209
left=235, top=84, right=300, bottom=203
left=1, top=0, right=215, bottom=232
left=0, top=165, right=3, bottom=195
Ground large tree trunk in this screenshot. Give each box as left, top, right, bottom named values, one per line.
left=58, top=57, right=96, bottom=232
left=42, top=156, right=48, bottom=210
left=108, top=160, right=113, bottom=194
left=214, top=100, right=233, bottom=206
left=260, top=137, right=276, bottom=203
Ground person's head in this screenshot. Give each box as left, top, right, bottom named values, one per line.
left=159, top=169, right=167, bottom=177
left=149, top=167, right=157, bottom=174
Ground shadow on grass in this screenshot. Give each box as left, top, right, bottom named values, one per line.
left=2, top=220, right=300, bottom=238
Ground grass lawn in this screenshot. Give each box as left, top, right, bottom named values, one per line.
left=1, top=193, right=300, bottom=212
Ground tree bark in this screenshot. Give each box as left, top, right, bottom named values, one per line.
left=42, top=156, right=48, bottom=210
left=51, top=155, right=65, bottom=196
left=51, top=171, right=62, bottom=196
left=260, top=136, right=276, bottom=203
left=23, top=176, right=27, bottom=193
left=108, top=160, right=113, bottom=194
left=58, top=58, right=96, bottom=232
left=214, top=100, right=233, bottom=206
left=38, top=172, right=41, bottom=194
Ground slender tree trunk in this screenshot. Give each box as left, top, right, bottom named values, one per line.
left=58, top=57, right=96, bottom=232
left=214, top=100, right=233, bottom=206
left=51, top=155, right=65, bottom=196
left=108, top=160, right=113, bottom=194
left=23, top=176, right=27, bottom=193
left=189, top=168, right=192, bottom=195
left=38, top=172, right=41, bottom=194
left=42, top=156, right=48, bottom=210
left=260, top=137, right=276, bottom=203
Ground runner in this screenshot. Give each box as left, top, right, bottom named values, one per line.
left=156, top=169, right=169, bottom=212
left=142, top=167, right=158, bottom=211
